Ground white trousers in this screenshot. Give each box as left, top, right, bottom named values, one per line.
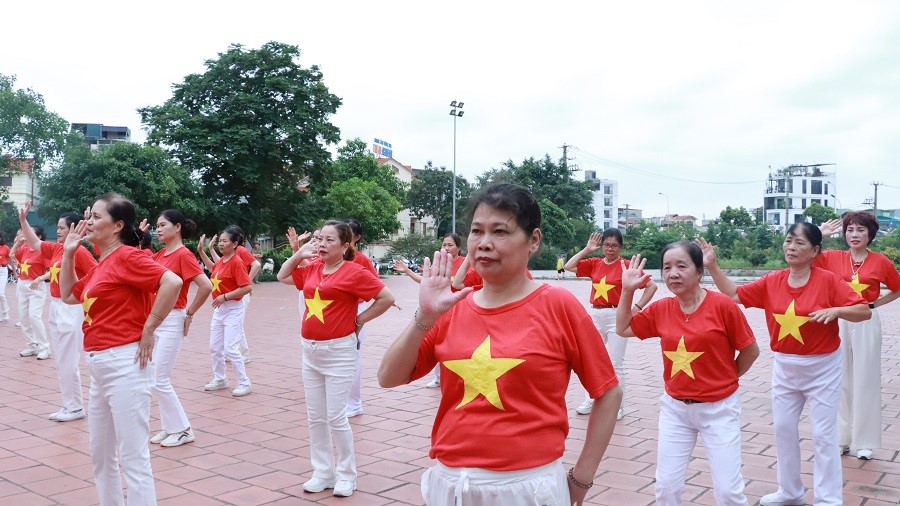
left=583, top=307, right=626, bottom=405
left=771, top=350, right=842, bottom=505
left=0, top=265, right=9, bottom=319
left=209, top=300, right=249, bottom=386
left=347, top=301, right=369, bottom=411
left=239, top=294, right=251, bottom=357
left=153, top=309, right=190, bottom=432
left=49, top=297, right=85, bottom=412
left=85, top=342, right=156, bottom=506
left=16, top=280, right=48, bottom=350
left=302, top=333, right=358, bottom=482
left=421, top=459, right=568, bottom=506
left=656, top=392, right=748, bottom=506
left=838, top=311, right=882, bottom=450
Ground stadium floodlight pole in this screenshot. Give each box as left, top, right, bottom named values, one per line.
left=449, top=100, right=465, bottom=234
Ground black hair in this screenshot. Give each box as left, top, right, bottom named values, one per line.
left=601, top=228, right=624, bottom=246
left=443, top=233, right=462, bottom=248
left=140, top=230, right=153, bottom=250
left=32, top=225, right=46, bottom=241
left=59, top=212, right=81, bottom=228
left=322, top=220, right=356, bottom=261
left=786, top=222, right=823, bottom=249
left=660, top=240, right=703, bottom=275
left=466, top=183, right=542, bottom=237
left=220, top=225, right=246, bottom=246
left=95, top=192, right=141, bottom=247
left=0, top=233, right=5, bottom=246
left=842, top=211, right=879, bottom=246
left=159, top=209, right=198, bottom=239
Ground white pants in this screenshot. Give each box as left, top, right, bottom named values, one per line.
left=656, top=392, right=748, bottom=506
left=302, top=333, right=358, bottom=482
left=16, top=280, right=48, bottom=350
left=153, top=309, right=190, bottom=432
left=838, top=311, right=882, bottom=450
left=0, top=265, right=9, bottom=319
left=209, top=300, right=250, bottom=386
left=583, top=307, right=626, bottom=405
left=421, top=459, right=568, bottom=506
left=239, top=294, right=251, bottom=357
left=347, top=301, right=369, bottom=411
left=771, top=350, right=842, bottom=505
left=85, top=342, right=157, bottom=506
left=49, top=297, right=85, bottom=412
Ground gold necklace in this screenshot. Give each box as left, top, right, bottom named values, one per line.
left=850, top=252, right=867, bottom=281
left=679, top=291, right=705, bottom=323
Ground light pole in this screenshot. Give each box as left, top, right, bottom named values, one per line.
left=449, top=100, right=464, bottom=234
left=658, top=192, right=670, bottom=216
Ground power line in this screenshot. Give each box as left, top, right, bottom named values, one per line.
left=570, top=146, right=765, bottom=185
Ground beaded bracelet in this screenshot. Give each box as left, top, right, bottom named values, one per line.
left=413, top=309, right=435, bottom=331
left=568, top=468, right=593, bottom=489
left=148, top=313, right=164, bottom=321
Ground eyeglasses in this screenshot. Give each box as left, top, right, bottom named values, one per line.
left=602, top=243, right=621, bottom=249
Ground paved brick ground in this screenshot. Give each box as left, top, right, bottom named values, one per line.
left=0, top=274, right=898, bottom=505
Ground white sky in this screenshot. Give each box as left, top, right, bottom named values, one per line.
left=4, top=1, right=899, bottom=220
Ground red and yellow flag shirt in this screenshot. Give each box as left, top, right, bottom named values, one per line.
left=153, top=246, right=203, bottom=309
left=738, top=267, right=866, bottom=355
left=411, top=284, right=619, bottom=471
left=575, top=257, right=649, bottom=307
left=350, top=251, right=378, bottom=277
left=814, top=250, right=900, bottom=303
left=15, top=243, right=47, bottom=280
left=236, top=245, right=256, bottom=271
left=71, top=246, right=167, bottom=352
left=292, top=261, right=384, bottom=340
left=40, top=242, right=97, bottom=299
left=0, top=244, right=10, bottom=266
left=629, top=290, right=756, bottom=402
left=210, top=256, right=251, bottom=301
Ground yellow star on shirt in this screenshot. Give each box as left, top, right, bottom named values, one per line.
left=773, top=300, right=810, bottom=344
left=663, top=336, right=705, bottom=379
left=304, top=288, right=334, bottom=323
left=848, top=276, right=870, bottom=296
left=443, top=336, right=524, bottom=410
left=19, top=260, right=31, bottom=276
left=49, top=262, right=61, bottom=284
left=82, top=292, right=98, bottom=325
left=592, top=276, right=615, bottom=303
left=210, top=274, right=222, bottom=292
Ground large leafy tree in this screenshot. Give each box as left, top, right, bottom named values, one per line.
left=406, top=161, right=472, bottom=237
left=0, top=74, right=69, bottom=200
left=719, top=206, right=754, bottom=227
left=324, top=139, right=406, bottom=204
left=38, top=141, right=204, bottom=226
left=803, top=202, right=839, bottom=225
left=324, top=177, right=401, bottom=241
left=138, top=41, right=341, bottom=237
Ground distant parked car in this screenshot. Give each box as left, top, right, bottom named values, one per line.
left=389, top=258, right=420, bottom=274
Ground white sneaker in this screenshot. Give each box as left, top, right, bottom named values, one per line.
left=14, top=322, right=22, bottom=327
left=575, top=399, right=594, bottom=415
left=150, top=431, right=169, bottom=444
left=857, top=448, right=873, bottom=460
left=48, top=408, right=66, bottom=421
left=36, top=348, right=52, bottom=360
left=759, top=490, right=805, bottom=505
left=346, top=406, right=364, bottom=418
left=160, top=428, right=195, bottom=447
left=333, top=480, right=356, bottom=497
left=425, top=380, right=440, bottom=389
left=242, top=355, right=251, bottom=364
left=55, top=409, right=85, bottom=422
left=616, top=407, right=625, bottom=421
left=204, top=378, right=229, bottom=391
left=303, top=476, right=335, bottom=493
left=232, top=383, right=252, bottom=397
left=19, top=344, right=38, bottom=357
left=840, top=445, right=850, bottom=455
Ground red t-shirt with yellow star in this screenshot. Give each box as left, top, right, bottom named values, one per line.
left=0, top=245, right=10, bottom=266
left=629, top=290, right=756, bottom=402
left=235, top=246, right=257, bottom=271
left=40, top=242, right=97, bottom=299
left=210, top=256, right=251, bottom=301
left=410, top=284, right=619, bottom=471
left=71, top=246, right=168, bottom=352
left=292, top=261, right=384, bottom=340
left=737, top=268, right=866, bottom=355
left=153, top=246, right=204, bottom=309
left=15, top=243, right=47, bottom=280
left=575, top=257, right=650, bottom=307
left=814, top=250, right=900, bottom=303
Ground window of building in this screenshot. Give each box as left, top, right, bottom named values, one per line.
left=811, top=180, right=823, bottom=194
left=0, top=176, right=11, bottom=186
left=802, top=179, right=807, bottom=193
left=604, top=185, right=612, bottom=195
left=802, top=198, right=806, bottom=208
left=603, top=209, right=611, bottom=218
left=825, top=183, right=829, bottom=195
left=604, top=197, right=612, bottom=207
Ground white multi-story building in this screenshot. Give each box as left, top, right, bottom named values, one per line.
left=763, top=164, right=837, bottom=230
left=1, top=157, right=38, bottom=209
left=365, top=157, right=436, bottom=260
left=585, top=170, right=618, bottom=231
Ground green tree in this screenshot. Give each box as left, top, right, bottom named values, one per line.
left=324, top=177, right=401, bottom=241
left=324, top=139, right=406, bottom=205
left=139, top=41, right=341, bottom=237
left=38, top=141, right=204, bottom=226
left=625, top=221, right=696, bottom=269
left=719, top=206, right=754, bottom=227
left=386, top=233, right=441, bottom=265
left=406, top=161, right=472, bottom=236
left=803, top=202, right=839, bottom=225
left=539, top=198, right=575, bottom=248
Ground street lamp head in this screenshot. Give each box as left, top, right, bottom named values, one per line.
left=450, top=100, right=457, bottom=107
left=457, top=102, right=464, bottom=108
left=457, top=110, right=464, bottom=117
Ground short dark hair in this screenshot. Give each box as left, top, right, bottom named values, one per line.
left=220, top=225, right=245, bottom=246
left=466, top=183, right=541, bottom=237
left=443, top=233, right=462, bottom=248
left=59, top=212, right=81, bottom=228
left=786, top=222, right=823, bottom=248
left=32, top=225, right=46, bottom=241
left=661, top=240, right=703, bottom=275
left=601, top=228, right=624, bottom=246
left=322, top=220, right=356, bottom=261
left=842, top=211, right=879, bottom=246
left=95, top=192, right=140, bottom=247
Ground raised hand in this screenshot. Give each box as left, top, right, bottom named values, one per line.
left=138, top=218, right=150, bottom=233
left=208, top=234, right=218, bottom=251
left=63, top=220, right=89, bottom=255
left=820, top=219, right=842, bottom=237
left=18, top=201, right=31, bottom=224
left=621, top=254, right=650, bottom=292
left=585, top=232, right=602, bottom=253
left=392, top=259, right=410, bottom=274
left=695, top=237, right=718, bottom=267
left=196, top=234, right=206, bottom=253
left=286, top=227, right=300, bottom=252
left=417, top=251, right=472, bottom=325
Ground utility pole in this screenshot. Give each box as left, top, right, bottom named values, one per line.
left=871, top=181, right=882, bottom=217
left=560, top=143, right=577, bottom=172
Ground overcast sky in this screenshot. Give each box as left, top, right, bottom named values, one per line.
left=4, top=1, right=899, bottom=220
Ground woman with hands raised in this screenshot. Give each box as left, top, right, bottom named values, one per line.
left=378, top=183, right=621, bottom=506
left=59, top=192, right=182, bottom=506
left=616, top=243, right=758, bottom=505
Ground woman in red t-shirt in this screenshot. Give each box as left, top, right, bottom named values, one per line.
left=205, top=230, right=260, bottom=363
left=817, top=213, right=900, bottom=460
left=0, top=233, right=10, bottom=321
left=199, top=225, right=253, bottom=397
left=59, top=192, right=182, bottom=506
left=379, top=183, right=622, bottom=505
left=702, top=223, right=870, bottom=505
left=10, top=225, right=50, bottom=359
left=149, top=210, right=213, bottom=447
left=278, top=220, right=394, bottom=498
left=617, top=241, right=759, bottom=504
